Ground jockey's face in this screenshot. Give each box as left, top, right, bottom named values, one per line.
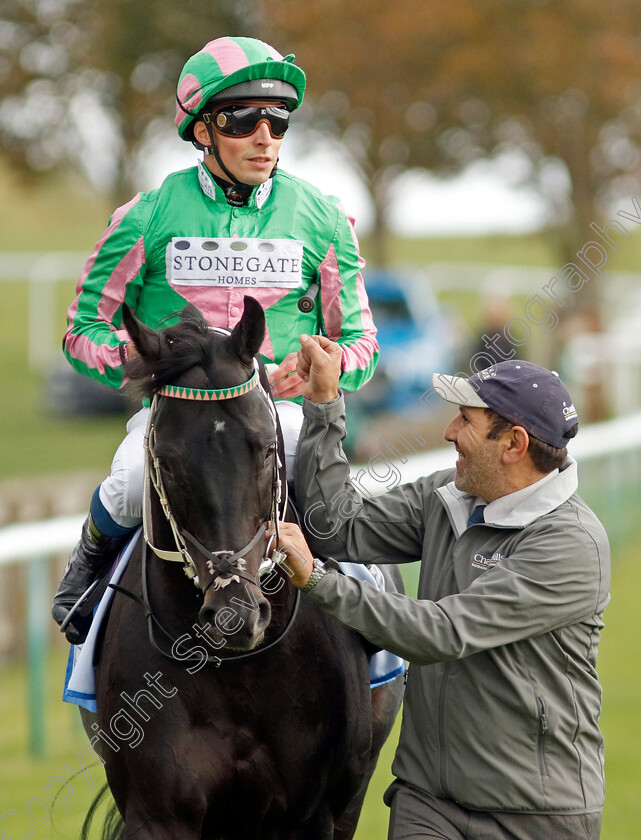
left=194, top=100, right=285, bottom=187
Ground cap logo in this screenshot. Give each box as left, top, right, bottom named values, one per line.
left=261, top=82, right=274, bottom=88
left=480, top=366, right=497, bottom=380
left=563, top=402, right=578, bottom=421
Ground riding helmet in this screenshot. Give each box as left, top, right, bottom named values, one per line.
left=175, top=36, right=306, bottom=142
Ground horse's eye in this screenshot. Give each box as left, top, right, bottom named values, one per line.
left=264, top=446, right=275, bottom=466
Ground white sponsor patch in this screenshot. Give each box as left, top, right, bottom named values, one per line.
left=167, top=237, right=304, bottom=288
left=471, top=551, right=504, bottom=570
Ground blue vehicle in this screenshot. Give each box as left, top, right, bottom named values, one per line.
left=345, top=269, right=457, bottom=415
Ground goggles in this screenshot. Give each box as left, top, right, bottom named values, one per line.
left=207, top=104, right=290, bottom=139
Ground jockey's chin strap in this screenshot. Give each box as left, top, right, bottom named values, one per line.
left=142, top=357, right=287, bottom=592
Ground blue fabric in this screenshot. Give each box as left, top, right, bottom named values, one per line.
left=90, top=486, right=138, bottom=538
left=467, top=504, right=487, bottom=527
left=63, top=645, right=98, bottom=712
left=63, top=533, right=404, bottom=707
left=63, top=529, right=142, bottom=711
left=338, top=562, right=406, bottom=688
left=369, top=655, right=406, bottom=687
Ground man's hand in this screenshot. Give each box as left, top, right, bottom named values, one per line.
left=266, top=521, right=316, bottom=588
left=296, top=334, right=342, bottom=403
left=268, top=351, right=305, bottom=399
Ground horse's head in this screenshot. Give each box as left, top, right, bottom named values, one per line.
left=123, top=298, right=280, bottom=651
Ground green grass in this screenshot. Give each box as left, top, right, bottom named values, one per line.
left=0, top=164, right=112, bottom=252
left=0, top=162, right=129, bottom=482
left=597, top=539, right=641, bottom=836
left=0, top=536, right=638, bottom=839
left=0, top=648, right=107, bottom=839
left=0, top=281, right=126, bottom=481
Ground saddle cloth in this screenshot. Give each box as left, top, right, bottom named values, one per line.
left=63, top=531, right=405, bottom=712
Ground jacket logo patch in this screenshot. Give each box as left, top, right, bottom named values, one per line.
left=472, top=552, right=504, bottom=569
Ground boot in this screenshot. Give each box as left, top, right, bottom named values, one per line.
left=52, top=514, right=126, bottom=644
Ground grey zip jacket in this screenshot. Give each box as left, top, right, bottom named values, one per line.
left=296, top=395, right=611, bottom=814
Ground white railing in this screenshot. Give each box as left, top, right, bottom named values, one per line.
left=3, top=408, right=641, bottom=569
left=349, top=408, right=641, bottom=494
left=0, top=252, right=86, bottom=370
left=0, top=515, right=84, bottom=567
left=1, top=409, right=640, bottom=755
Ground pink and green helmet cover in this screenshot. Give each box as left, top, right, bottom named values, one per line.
left=175, top=36, right=306, bottom=139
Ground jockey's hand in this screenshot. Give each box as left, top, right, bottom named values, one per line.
left=120, top=339, right=138, bottom=363
left=268, top=352, right=305, bottom=399
left=296, top=335, right=342, bottom=403
left=266, top=521, right=315, bottom=588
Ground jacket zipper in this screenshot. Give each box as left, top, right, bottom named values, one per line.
left=437, top=664, right=452, bottom=795
left=536, top=696, right=549, bottom=777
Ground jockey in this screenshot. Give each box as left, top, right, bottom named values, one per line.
left=52, top=36, right=379, bottom=644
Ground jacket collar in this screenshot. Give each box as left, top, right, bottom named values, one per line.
left=435, top=456, right=579, bottom=538
left=197, top=161, right=274, bottom=209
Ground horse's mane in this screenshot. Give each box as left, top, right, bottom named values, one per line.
left=124, top=307, right=223, bottom=400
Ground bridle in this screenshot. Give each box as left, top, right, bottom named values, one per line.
left=143, top=358, right=287, bottom=593
left=108, top=333, right=302, bottom=667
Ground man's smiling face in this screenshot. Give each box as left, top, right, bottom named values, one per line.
left=444, top=406, right=507, bottom=502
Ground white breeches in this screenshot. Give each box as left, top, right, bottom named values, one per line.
left=98, top=401, right=303, bottom=528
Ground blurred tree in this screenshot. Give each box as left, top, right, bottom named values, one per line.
left=0, top=0, right=261, bottom=199
left=262, top=0, right=641, bottom=278
left=3, top=0, right=641, bottom=289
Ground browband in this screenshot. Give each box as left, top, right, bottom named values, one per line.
left=158, top=367, right=259, bottom=401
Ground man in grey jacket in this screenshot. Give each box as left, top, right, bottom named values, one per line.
left=271, top=334, right=610, bottom=840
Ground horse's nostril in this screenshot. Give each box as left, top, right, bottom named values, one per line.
left=198, top=605, right=216, bottom=628
left=252, top=598, right=271, bottom=636
left=197, top=595, right=270, bottom=650
left=239, top=597, right=271, bottom=645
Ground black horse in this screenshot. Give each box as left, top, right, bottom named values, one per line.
left=85, top=298, right=403, bottom=840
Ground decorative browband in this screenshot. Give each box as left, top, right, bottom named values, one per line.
left=158, top=368, right=260, bottom=401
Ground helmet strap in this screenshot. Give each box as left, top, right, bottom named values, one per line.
left=200, top=113, right=242, bottom=186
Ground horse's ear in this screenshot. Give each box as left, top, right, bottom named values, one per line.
left=228, top=297, right=265, bottom=364
left=122, top=304, right=161, bottom=360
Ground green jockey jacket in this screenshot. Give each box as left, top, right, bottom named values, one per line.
left=63, top=161, right=379, bottom=393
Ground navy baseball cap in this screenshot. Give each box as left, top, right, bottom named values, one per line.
left=432, top=361, right=579, bottom=449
